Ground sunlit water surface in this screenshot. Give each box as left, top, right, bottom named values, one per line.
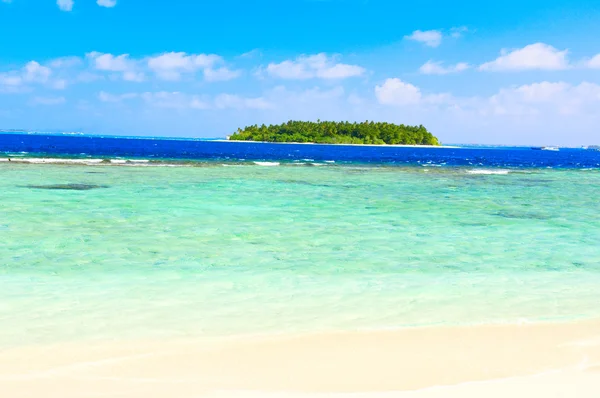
left=1, top=162, right=599, bottom=347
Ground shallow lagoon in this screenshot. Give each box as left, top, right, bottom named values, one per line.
left=1, top=161, right=599, bottom=347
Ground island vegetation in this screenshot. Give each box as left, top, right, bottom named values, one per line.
left=229, top=120, right=440, bottom=146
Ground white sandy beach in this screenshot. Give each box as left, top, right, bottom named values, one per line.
left=1, top=319, right=599, bottom=398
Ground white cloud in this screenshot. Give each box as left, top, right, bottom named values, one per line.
left=265, top=60, right=308, bottom=79
left=57, top=0, right=73, bottom=11
left=317, top=63, right=365, bottom=79
left=97, top=0, right=116, bottom=7
left=86, top=52, right=144, bottom=82
left=48, top=56, right=82, bottom=69
left=378, top=76, right=599, bottom=115
left=585, top=54, right=600, bottom=69
left=204, top=67, right=242, bottom=82
left=511, top=81, right=571, bottom=102
left=87, top=52, right=133, bottom=72
left=0, top=74, right=23, bottom=87
left=23, top=61, right=52, bottom=83
left=5, top=52, right=237, bottom=86
left=404, top=30, right=443, bottom=48
left=487, top=81, right=600, bottom=116
left=0, top=60, right=66, bottom=92
left=147, top=52, right=222, bottom=81
left=0, top=74, right=26, bottom=93
left=419, top=60, right=469, bottom=75
left=479, top=43, right=569, bottom=71
left=264, top=53, right=365, bottom=80
left=375, top=77, right=600, bottom=121
left=375, top=78, right=455, bottom=107
left=122, top=71, right=145, bottom=82
left=84, top=51, right=237, bottom=83
left=31, top=96, right=66, bottom=106
left=375, top=78, right=423, bottom=105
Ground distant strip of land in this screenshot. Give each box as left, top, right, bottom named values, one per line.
left=229, top=120, right=441, bottom=146
left=216, top=140, right=460, bottom=148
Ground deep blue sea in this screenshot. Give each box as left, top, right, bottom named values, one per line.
left=1, top=133, right=599, bottom=168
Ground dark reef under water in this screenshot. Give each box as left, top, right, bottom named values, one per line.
left=24, top=184, right=109, bottom=191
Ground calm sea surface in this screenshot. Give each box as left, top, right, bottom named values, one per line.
left=1, top=134, right=599, bottom=347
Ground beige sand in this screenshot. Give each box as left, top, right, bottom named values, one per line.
left=1, top=320, right=599, bottom=397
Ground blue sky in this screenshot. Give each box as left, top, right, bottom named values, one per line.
left=1, top=0, right=600, bottom=145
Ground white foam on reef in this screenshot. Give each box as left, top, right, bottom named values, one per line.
left=148, top=164, right=189, bottom=167
left=467, top=169, right=511, bottom=175
left=0, top=157, right=105, bottom=164
left=0, top=157, right=155, bottom=166
left=121, top=163, right=188, bottom=167
left=109, top=159, right=149, bottom=164
left=253, top=161, right=280, bottom=166
left=324, top=160, right=335, bottom=163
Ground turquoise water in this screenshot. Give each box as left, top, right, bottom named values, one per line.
left=1, top=163, right=599, bottom=347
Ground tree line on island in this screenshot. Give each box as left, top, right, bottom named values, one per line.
left=229, top=120, right=440, bottom=146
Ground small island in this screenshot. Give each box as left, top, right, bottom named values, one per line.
left=229, top=120, right=440, bottom=146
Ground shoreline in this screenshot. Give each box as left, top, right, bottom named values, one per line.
left=215, top=139, right=462, bottom=148
left=2, top=319, right=599, bottom=397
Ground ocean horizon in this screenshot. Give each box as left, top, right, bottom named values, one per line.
left=0, top=129, right=596, bottom=148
